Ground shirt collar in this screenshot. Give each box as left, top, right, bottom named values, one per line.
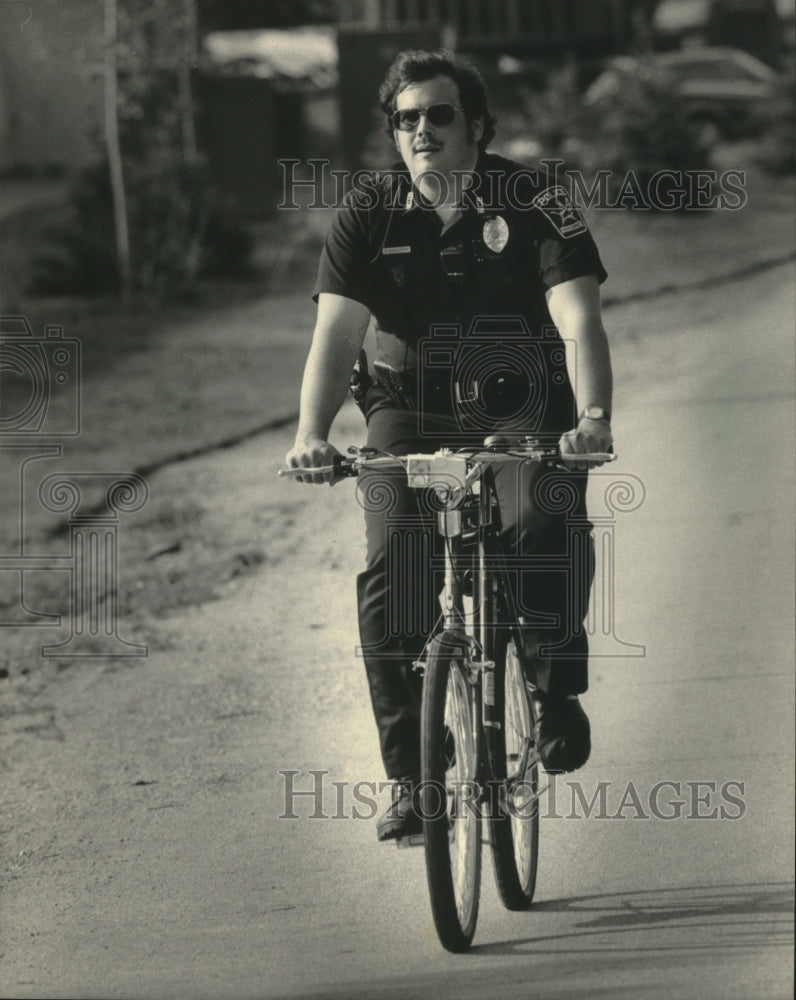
left=393, top=167, right=486, bottom=215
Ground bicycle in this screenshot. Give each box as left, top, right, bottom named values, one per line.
left=280, top=436, right=615, bottom=951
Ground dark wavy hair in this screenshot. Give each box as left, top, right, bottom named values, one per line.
left=378, top=48, right=497, bottom=150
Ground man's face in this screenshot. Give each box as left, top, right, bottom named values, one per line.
left=393, top=75, right=482, bottom=182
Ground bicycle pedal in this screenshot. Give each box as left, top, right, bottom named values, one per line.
left=395, top=833, right=424, bottom=849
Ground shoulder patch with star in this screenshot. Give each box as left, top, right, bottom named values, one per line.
left=531, top=185, right=588, bottom=238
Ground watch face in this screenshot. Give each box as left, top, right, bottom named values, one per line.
left=583, top=407, right=608, bottom=421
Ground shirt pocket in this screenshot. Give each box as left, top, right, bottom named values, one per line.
left=381, top=239, right=438, bottom=289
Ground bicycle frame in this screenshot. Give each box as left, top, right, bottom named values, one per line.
left=423, top=456, right=531, bottom=805
left=280, top=438, right=614, bottom=802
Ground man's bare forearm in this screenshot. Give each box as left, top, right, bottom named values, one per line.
left=547, top=275, right=613, bottom=416
left=296, top=337, right=357, bottom=442
left=563, top=319, right=613, bottom=417
left=546, top=274, right=613, bottom=468
left=295, top=294, right=370, bottom=443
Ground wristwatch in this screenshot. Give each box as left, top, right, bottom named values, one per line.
left=579, top=406, right=611, bottom=423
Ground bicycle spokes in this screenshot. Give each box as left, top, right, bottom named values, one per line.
left=445, top=662, right=479, bottom=919
left=421, top=638, right=482, bottom=952
left=489, top=634, right=539, bottom=910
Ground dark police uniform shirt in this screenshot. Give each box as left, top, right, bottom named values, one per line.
left=314, top=152, right=607, bottom=433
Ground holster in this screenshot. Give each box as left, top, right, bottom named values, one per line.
left=349, top=349, right=372, bottom=415
left=350, top=351, right=416, bottom=413
left=372, top=360, right=414, bottom=411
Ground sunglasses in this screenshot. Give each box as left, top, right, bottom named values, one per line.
left=390, top=103, right=464, bottom=131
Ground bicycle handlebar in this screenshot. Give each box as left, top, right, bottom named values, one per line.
left=279, top=438, right=616, bottom=481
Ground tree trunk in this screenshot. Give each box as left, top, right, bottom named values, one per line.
left=103, top=0, right=132, bottom=306
left=178, top=0, right=199, bottom=165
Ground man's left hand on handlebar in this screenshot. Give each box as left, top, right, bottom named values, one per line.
left=559, top=414, right=613, bottom=471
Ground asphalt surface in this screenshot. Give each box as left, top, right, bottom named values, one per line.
left=1, top=262, right=794, bottom=999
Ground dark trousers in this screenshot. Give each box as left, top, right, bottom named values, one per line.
left=357, top=396, right=594, bottom=780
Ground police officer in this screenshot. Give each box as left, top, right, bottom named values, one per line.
left=286, top=49, right=614, bottom=842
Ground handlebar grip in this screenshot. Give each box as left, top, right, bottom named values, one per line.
left=556, top=452, right=616, bottom=463
left=277, top=456, right=357, bottom=479
left=332, top=455, right=357, bottom=478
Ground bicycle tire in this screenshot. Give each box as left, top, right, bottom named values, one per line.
left=489, top=627, right=539, bottom=910
left=420, top=631, right=482, bottom=952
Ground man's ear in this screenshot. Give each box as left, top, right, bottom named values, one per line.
left=469, top=117, right=484, bottom=146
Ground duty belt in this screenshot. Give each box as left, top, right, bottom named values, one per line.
left=350, top=353, right=524, bottom=415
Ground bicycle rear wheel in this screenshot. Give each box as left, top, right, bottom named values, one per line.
left=489, top=629, right=539, bottom=909
left=420, top=631, right=482, bottom=952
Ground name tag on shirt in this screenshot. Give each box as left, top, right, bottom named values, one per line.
left=382, top=246, right=411, bottom=255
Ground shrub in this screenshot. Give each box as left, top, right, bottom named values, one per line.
left=30, top=73, right=253, bottom=299
left=579, top=58, right=712, bottom=188
left=498, top=59, right=712, bottom=209
left=507, top=64, right=592, bottom=167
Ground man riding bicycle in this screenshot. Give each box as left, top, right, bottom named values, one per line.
left=285, top=49, right=614, bottom=842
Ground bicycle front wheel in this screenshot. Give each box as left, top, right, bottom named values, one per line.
left=489, top=629, right=539, bottom=909
left=420, top=631, right=482, bottom=952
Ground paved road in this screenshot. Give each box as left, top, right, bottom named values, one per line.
left=1, top=263, right=793, bottom=999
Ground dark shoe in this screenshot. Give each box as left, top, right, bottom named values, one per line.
left=377, top=776, right=422, bottom=842
left=531, top=691, right=591, bottom=774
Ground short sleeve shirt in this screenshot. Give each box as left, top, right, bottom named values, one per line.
left=314, top=153, right=606, bottom=430
left=315, top=152, right=605, bottom=359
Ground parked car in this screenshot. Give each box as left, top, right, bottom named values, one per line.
left=584, top=46, right=780, bottom=142
left=652, top=0, right=786, bottom=65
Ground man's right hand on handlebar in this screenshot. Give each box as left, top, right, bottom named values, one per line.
left=285, top=434, right=343, bottom=485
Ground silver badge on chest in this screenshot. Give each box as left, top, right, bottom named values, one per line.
left=482, top=215, right=509, bottom=254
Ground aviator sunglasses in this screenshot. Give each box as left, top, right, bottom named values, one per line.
left=390, top=102, right=464, bottom=131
